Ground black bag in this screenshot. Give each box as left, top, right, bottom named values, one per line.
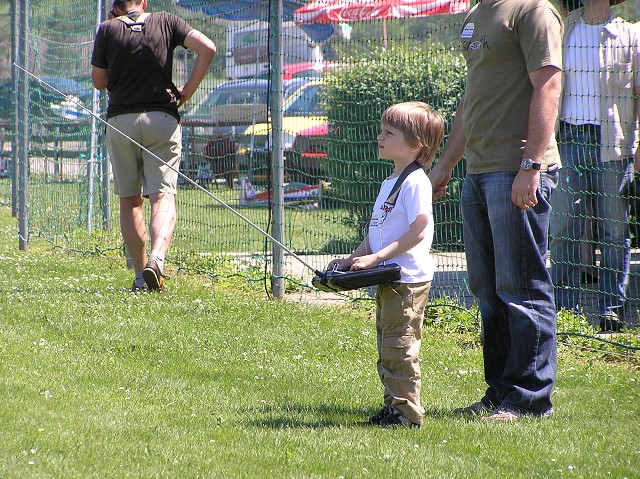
left=312, top=263, right=401, bottom=293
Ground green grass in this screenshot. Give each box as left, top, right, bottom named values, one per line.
left=1, top=177, right=359, bottom=258
left=0, top=208, right=638, bottom=479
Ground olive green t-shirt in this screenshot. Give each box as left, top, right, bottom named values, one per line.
left=461, top=0, right=563, bottom=173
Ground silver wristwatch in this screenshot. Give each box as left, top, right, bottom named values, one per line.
left=520, top=157, right=542, bottom=171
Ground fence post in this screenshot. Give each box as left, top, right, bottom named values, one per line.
left=17, top=0, right=29, bottom=251
left=270, top=0, right=285, bottom=298
left=10, top=0, right=18, bottom=218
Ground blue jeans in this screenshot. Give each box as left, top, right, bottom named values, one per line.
left=549, top=122, right=632, bottom=319
left=461, top=170, right=558, bottom=416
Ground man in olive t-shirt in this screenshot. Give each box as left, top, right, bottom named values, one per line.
left=429, top=0, right=563, bottom=420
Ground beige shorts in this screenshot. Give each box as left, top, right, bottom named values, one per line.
left=106, top=111, right=181, bottom=197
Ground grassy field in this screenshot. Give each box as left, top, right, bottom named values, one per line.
left=0, top=177, right=360, bottom=257
left=0, top=207, right=638, bottom=479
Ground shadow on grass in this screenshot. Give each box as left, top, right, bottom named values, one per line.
left=243, top=402, right=462, bottom=429
left=244, top=402, right=364, bottom=429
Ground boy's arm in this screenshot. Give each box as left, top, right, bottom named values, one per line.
left=327, top=236, right=370, bottom=270
left=350, top=214, right=428, bottom=271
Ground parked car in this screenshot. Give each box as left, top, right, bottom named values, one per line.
left=181, top=78, right=314, bottom=187
left=280, top=61, right=345, bottom=81
left=288, top=122, right=329, bottom=180
left=238, top=79, right=327, bottom=183
left=0, top=77, right=93, bottom=169
left=225, top=22, right=323, bottom=80
left=0, top=76, right=92, bottom=129
left=181, top=79, right=269, bottom=187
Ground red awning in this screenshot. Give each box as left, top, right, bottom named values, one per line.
left=294, top=0, right=469, bottom=24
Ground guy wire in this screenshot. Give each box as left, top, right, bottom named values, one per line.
left=12, top=62, right=323, bottom=277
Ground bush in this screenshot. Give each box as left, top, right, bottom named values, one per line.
left=323, top=44, right=467, bottom=251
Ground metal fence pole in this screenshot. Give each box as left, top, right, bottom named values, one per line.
left=87, top=0, right=104, bottom=234
left=17, top=0, right=29, bottom=251
left=10, top=0, right=18, bottom=218
left=101, top=106, right=111, bottom=232
left=270, top=0, right=285, bottom=298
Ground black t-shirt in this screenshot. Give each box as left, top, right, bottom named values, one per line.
left=91, top=12, right=192, bottom=121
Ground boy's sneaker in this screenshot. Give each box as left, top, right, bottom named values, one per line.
left=130, top=281, right=148, bottom=293
left=142, top=259, right=164, bottom=291
left=361, top=404, right=391, bottom=426
left=453, top=401, right=493, bottom=416
left=378, top=410, right=421, bottom=430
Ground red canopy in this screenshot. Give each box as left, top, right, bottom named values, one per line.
left=294, top=0, right=469, bottom=24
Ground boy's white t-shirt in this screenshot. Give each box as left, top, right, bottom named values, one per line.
left=368, top=168, right=435, bottom=283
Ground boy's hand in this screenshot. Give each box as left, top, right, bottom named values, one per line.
left=350, top=254, right=379, bottom=271
left=327, top=258, right=352, bottom=271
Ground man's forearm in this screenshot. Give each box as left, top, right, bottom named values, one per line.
left=180, top=29, right=216, bottom=103
left=634, top=86, right=640, bottom=172
left=438, top=98, right=466, bottom=170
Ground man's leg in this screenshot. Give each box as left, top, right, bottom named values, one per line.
left=120, top=194, right=147, bottom=274
left=139, top=112, right=180, bottom=290
left=492, top=171, right=557, bottom=416
left=106, top=113, right=146, bottom=290
left=461, top=173, right=505, bottom=410
left=149, top=191, right=176, bottom=259
left=549, top=125, right=590, bottom=312
left=595, top=160, right=632, bottom=326
left=463, top=171, right=557, bottom=416
left=142, top=192, right=176, bottom=290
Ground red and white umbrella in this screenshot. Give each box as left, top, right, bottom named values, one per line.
left=294, top=0, right=469, bottom=24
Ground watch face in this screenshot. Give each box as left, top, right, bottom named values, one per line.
left=521, top=158, right=533, bottom=169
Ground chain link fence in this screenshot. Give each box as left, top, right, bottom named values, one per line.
left=1, top=0, right=639, bottom=350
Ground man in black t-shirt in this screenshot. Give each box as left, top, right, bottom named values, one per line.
left=91, top=0, right=215, bottom=291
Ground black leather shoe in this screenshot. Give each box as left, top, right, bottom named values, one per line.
left=360, top=404, right=391, bottom=426
left=379, top=410, right=421, bottom=429
left=599, top=316, right=621, bottom=332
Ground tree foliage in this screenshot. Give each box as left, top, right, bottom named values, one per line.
left=322, top=44, right=467, bottom=251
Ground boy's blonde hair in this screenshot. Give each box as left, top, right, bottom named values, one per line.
left=381, top=101, right=445, bottom=169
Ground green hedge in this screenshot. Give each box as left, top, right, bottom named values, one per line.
left=322, top=44, right=467, bottom=252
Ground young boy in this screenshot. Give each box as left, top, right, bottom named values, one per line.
left=328, top=101, right=444, bottom=429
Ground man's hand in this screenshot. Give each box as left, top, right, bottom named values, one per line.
left=511, top=169, right=540, bottom=210
left=176, top=87, right=191, bottom=108
left=428, top=164, right=452, bottom=200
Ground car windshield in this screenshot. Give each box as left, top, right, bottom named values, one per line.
left=191, top=87, right=268, bottom=116
left=284, top=84, right=325, bottom=116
